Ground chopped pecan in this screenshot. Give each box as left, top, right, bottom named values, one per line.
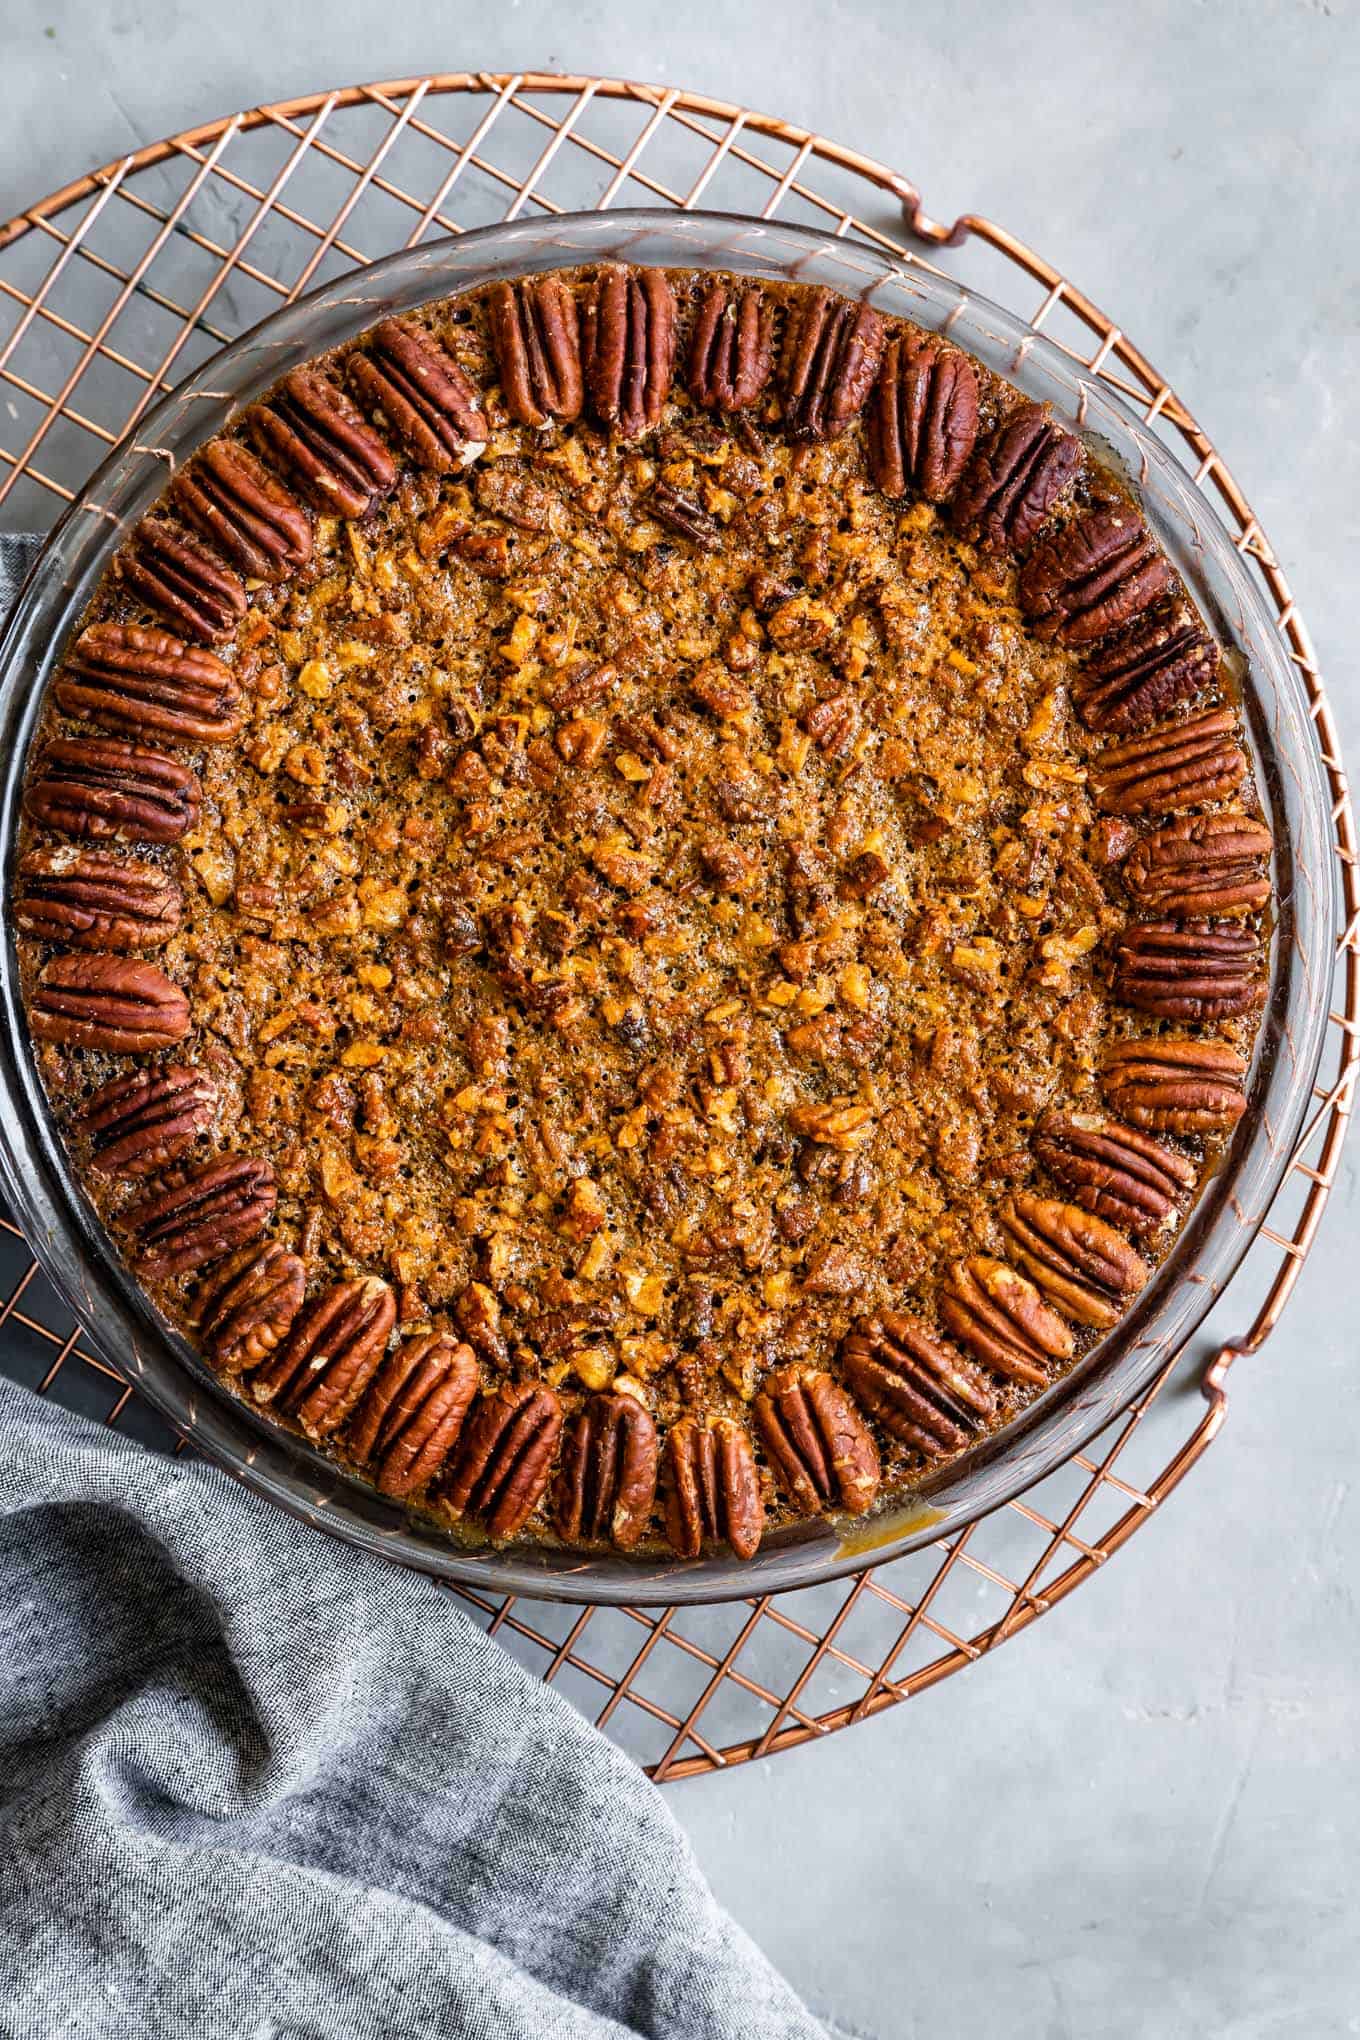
left=252, top=368, right=397, bottom=518
left=1073, top=610, right=1218, bottom=733
left=348, top=318, right=487, bottom=471
left=348, top=1330, right=479, bottom=1497
left=1034, top=1110, right=1197, bottom=1237
left=554, top=1392, right=659, bottom=1549
left=649, top=482, right=721, bottom=552
left=950, top=404, right=1080, bottom=555
left=1001, top=1194, right=1149, bottom=1330
left=687, top=279, right=776, bottom=413
left=663, top=1414, right=764, bottom=1560
left=1092, top=709, right=1247, bottom=817
left=1018, top=507, right=1173, bottom=646
left=800, top=693, right=857, bottom=757
left=127, top=1155, right=276, bottom=1279
left=172, top=439, right=311, bottom=582
left=698, top=838, right=758, bottom=893
left=1123, top=812, right=1272, bottom=918
left=1113, top=918, right=1265, bottom=1021
left=583, top=267, right=677, bottom=438
left=754, top=1364, right=880, bottom=1516
left=16, top=848, right=182, bottom=951
left=442, top=1382, right=563, bottom=1540
left=548, top=658, right=618, bottom=715
left=79, top=1063, right=215, bottom=1179
left=487, top=276, right=584, bottom=427
left=778, top=287, right=885, bottom=441
left=840, top=1310, right=995, bottom=1455
left=30, top=953, right=190, bottom=1053
left=24, top=737, right=200, bottom=843
left=250, top=1275, right=396, bottom=1435
left=868, top=332, right=979, bottom=501
left=475, top=467, right=557, bottom=531
left=56, top=624, right=244, bottom=746
left=1101, top=1036, right=1248, bottom=1135
left=939, top=1256, right=1075, bottom=1385
left=118, top=519, right=247, bottom=645
left=197, top=1240, right=306, bottom=1375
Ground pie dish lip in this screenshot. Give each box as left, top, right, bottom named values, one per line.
left=0, top=208, right=1334, bottom=1606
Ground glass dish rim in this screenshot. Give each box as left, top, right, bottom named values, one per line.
left=0, top=208, right=1334, bottom=1606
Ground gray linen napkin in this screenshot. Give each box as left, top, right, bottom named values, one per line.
left=0, top=532, right=825, bottom=2040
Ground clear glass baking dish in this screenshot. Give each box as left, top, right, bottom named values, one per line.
left=0, top=211, right=1334, bottom=1605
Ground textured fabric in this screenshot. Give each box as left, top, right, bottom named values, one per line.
left=0, top=532, right=824, bottom=2040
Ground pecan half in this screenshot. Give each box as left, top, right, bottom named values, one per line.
left=554, top=1392, right=658, bottom=1549
left=939, top=1256, right=1075, bottom=1385
left=867, top=333, right=979, bottom=501
left=1123, top=812, right=1272, bottom=919
left=119, top=519, right=247, bottom=645
left=1001, top=1194, right=1149, bottom=1330
left=1033, top=1111, right=1197, bottom=1237
left=950, top=404, right=1081, bottom=555
left=24, top=737, right=200, bottom=843
left=778, top=287, right=885, bottom=442
left=252, top=368, right=397, bottom=518
left=55, top=624, right=244, bottom=746
left=1101, top=1037, right=1248, bottom=1135
left=1073, top=611, right=1218, bottom=734
left=840, top=1310, right=995, bottom=1456
left=197, top=1240, right=306, bottom=1376
left=1092, top=709, right=1247, bottom=818
left=583, top=267, right=677, bottom=438
left=441, top=1383, right=563, bottom=1540
left=172, top=439, right=311, bottom=582
left=662, top=1414, right=764, bottom=1560
left=347, top=1330, right=479, bottom=1499
left=1113, top=919, right=1265, bottom=1021
left=753, top=1364, right=880, bottom=1517
left=250, top=1275, right=395, bottom=1435
left=78, top=1063, right=215, bottom=1179
left=1018, top=507, right=1173, bottom=645
left=15, top=848, right=182, bottom=951
left=127, top=1154, right=276, bottom=1279
left=349, top=318, right=487, bottom=472
left=30, top=954, right=190, bottom=1053
left=687, top=280, right=776, bottom=413
left=487, top=277, right=584, bottom=428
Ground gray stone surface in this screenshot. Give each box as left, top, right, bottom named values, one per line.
left=2, top=3, right=1357, bottom=2033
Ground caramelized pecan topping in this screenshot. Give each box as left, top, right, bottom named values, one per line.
left=753, top=1364, right=880, bottom=1517
left=1101, top=1037, right=1248, bottom=1135
left=939, top=1257, right=1075, bottom=1385
left=127, top=1155, right=276, bottom=1280
left=349, top=318, right=487, bottom=472
left=840, top=1311, right=995, bottom=1456
left=55, top=624, right=244, bottom=746
left=347, top=1330, right=478, bottom=1498
left=1113, top=918, right=1265, bottom=1022
left=30, top=954, right=190, bottom=1054
left=1092, top=709, right=1248, bottom=818
left=950, top=404, right=1080, bottom=554
left=252, top=368, right=397, bottom=518
left=442, top=1382, right=563, bottom=1540
left=119, top=520, right=247, bottom=645
left=1001, top=1195, right=1150, bottom=1330
left=198, top=1240, right=306, bottom=1376
left=16, top=848, right=182, bottom=951
left=1123, top=812, right=1272, bottom=919
left=24, top=737, right=200, bottom=843
left=79, top=1064, right=215, bottom=1180
left=582, top=267, right=677, bottom=439
left=868, top=333, right=979, bottom=501
left=554, top=1391, right=658, bottom=1549
left=778, top=287, right=885, bottom=442
left=1073, top=611, right=1218, bottom=734
left=1018, top=507, right=1173, bottom=645
left=172, top=439, right=311, bottom=582
left=250, top=1275, right=396, bottom=1435
left=687, top=279, right=776, bottom=413
left=649, top=482, right=722, bottom=552
left=662, top=1414, right=763, bottom=1560
left=488, top=276, right=584, bottom=428
left=1033, top=1112, right=1197, bottom=1237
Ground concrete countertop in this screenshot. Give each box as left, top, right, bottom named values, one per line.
left=3, top=3, right=1356, bottom=2033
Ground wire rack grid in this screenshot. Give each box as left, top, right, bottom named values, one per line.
left=0, top=72, right=1353, bottom=1781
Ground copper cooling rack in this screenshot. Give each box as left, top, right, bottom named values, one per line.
left=0, top=73, right=1354, bottom=1780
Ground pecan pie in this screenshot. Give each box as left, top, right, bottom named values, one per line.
left=13, top=265, right=1272, bottom=1561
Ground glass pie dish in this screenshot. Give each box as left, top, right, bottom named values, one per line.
left=0, top=211, right=1334, bottom=1605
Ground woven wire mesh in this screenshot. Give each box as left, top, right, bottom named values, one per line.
left=0, top=72, right=1354, bottom=1780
